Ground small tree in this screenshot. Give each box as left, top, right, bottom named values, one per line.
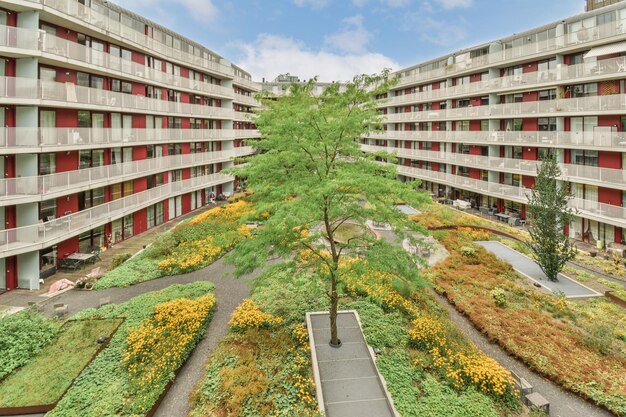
left=527, top=155, right=577, bottom=281
left=228, top=71, right=428, bottom=347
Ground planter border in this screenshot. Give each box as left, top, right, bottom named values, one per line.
left=605, top=291, right=626, bottom=309
left=0, top=317, right=124, bottom=416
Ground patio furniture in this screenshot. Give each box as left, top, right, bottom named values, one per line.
left=59, top=257, right=82, bottom=271
left=53, top=303, right=68, bottom=318
left=87, top=246, right=102, bottom=263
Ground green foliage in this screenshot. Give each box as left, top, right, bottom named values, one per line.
left=583, top=325, right=615, bottom=356
left=251, top=263, right=328, bottom=324
left=48, top=282, right=215, bottom=417
left=343, top=300, right=408, bottom=348
left=94, top=251, right=163, bottom=289
left=228, top=71, right=429, bottom=345
left=0, top=319, right=121, bottom=407
left=109, top=253, right=132, bottom=270
left=490, top=288, right=507, bottom=308
left=527, top=155, right=577, bottom=281
left=0, top=310, right=61, bottom=381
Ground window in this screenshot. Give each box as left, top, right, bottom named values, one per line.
left=121, top=81, right=133, bottom=94
left=538, top=58, right=557, bottom=73
left=572, top=149, right=599, bottom=166
left=571, top=83, right=598, bottom=97
left=457, top=166, right=470, bottom=177
left=111, top=79, right=121, bottom=92
left=457, top=99, right=470, bottom=108
left=538, top=117, right=557, bottom=131
left=40, top=67, right=57, bottom=82
left=110, top=183, right=122, bottom=201
left=77, top=72, right=89, bottom=87
left=40, top=199, right=56, bottom=221
left=504, top=119, right=523, bottom=131
left=480, top=120, right=489, bottom=131
left=538, top=148, right=554, bottom=160
left=539, top=90, right=556, bottom=101
left=457, top=144, right=470, bottom=154
left=456, top=120, right=470, bottom=131
left=39, top=153, right=56, bottom=175
left=78, top=111, right=91, bottom=128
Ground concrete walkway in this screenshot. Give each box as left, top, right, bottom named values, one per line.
left=25, top=255, right=263, bottom=417
left=476, top=241, right=602, bottom=298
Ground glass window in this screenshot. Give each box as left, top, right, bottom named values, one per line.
left=111, top=79, right=121, bottom=92
left=77, top=72, right=89, bottom=87
left=40, top=199, right=56, bottom=221
left=110, top=183, right=122, bottom=201
left=39, top=153, right=56, bottom=175
left=538, top=117, right=557, bottom=131
left=572, top=150, right=599, bottom=166
left=121, top=81, right=132, bottom=94
left=78, top=111, right=91, bottom=128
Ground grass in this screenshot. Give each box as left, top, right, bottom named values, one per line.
left=0, top=318, right=121, bottom=408
left=333, top=223, right=374, bottom=244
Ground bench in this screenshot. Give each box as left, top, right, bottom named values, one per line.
left=524, top=392, right=550, bottom=414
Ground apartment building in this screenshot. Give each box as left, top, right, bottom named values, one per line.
left=364, top=2, right=626, bottom=249
left=0, top=0, right=260, bottom=290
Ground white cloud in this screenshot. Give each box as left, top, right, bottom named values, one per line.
left=292, top=0, right=330, bottom=9
left=119, top=0, right=218, bottom=23
left=404, top=15, right=467, bottom=45
left=435, top=0, right=473, bottom=9
left=231, top=34, right=399, bottom=83
left=324, top=14, right=372, bottom=53
left=352, top=0, right=411, bottom=7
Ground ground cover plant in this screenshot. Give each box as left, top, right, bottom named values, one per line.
left=190, top=259, right=520, bottom=417
left=0, top=318, right=121, bottom=408
left=95, top=201, right=253, bottom=289
left=412, top=207, right=626, bottom=415
left=49, top=282, right=216, bottom=417
left=0, top=309, right=61, bottom=381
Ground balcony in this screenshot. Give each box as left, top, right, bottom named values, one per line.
left=395, top=164, right=626, bottom=228
left=234, top=93, right=260, bottom=107
left=368, top=130, right=626, bottom=151
left=386, top=56, right=626, bottom=107
left=395, top=18, right=626, bottom=87
left=0, top=127, right=239, bottom=153
left=363, top=144, right=626, bottom=190
left=0, top=76, right=234, bottom=119
left=0, top=148, right=252, bottom=205
left=0, top=172, right=234, bottom=258
left=233, top=129, right=261, bottom=139
left=384, top=93, right=626, bottom=123
left=34, top=0, right=234, bottom=77
left=233, top=76, right=261, bottom=92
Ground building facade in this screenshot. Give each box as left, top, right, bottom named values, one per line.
left=0, top=0, right=260, bottom=290
left=363, top=3, right=626, bottom=249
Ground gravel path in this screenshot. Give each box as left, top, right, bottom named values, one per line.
left=35, top=255, right=270, bottom=417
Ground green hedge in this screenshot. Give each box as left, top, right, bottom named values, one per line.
left=48, top=282, right=215, bottom=417
left=0, top=310, right=61, bottom=381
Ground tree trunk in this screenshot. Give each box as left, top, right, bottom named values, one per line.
left=329, top=269, right=340, bottom=347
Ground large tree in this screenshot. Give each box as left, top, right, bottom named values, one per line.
left=228, top=72, right=428, bottom=347
left=527, top=154, right=577, bottom=282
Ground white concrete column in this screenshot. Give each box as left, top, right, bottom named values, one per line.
left=17, top=251, right=39, bottom=290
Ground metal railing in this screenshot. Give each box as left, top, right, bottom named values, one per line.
left=368, top=130, right=626, bottom=150
left=0, top=76, right=233, bottom=119
left=0, top=172, right=233, bottom=257
left=0, top=148, right=253, bottom=202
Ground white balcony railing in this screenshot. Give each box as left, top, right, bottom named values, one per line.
left=395, top=164, right=626, bottom=227
left=0, top=24, right=237, bottom=99
left=396, top=18, right=626, bottom=87
left=0, top=127, right=240, bottom=151
left=233, top=129, right=261, bottom=139
left=387, top=56, right=626, bottom=107
left=31, top=0, right=235, bottom=78
left=368, top=130, right=626, bottom=151
left=363, top=144, right=626, bottom=190
left=0, top=148, right=252, bottom=202
left=384, top=93, right=626, bottom=123
left=0, top=172, right=233, bottom=257
left=234, top=93, right=260, bottom=107
left=0, top=76, right=233, bottom=119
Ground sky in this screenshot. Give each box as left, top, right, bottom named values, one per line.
left=119, top=0, right=586, bottom=82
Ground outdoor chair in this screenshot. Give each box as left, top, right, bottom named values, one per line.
left=59, top=258, right=81, bottom=271
left=53, top=303, right=68, bottom=318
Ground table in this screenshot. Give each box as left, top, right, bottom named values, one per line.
left=67, top=252, right=97, bottom=265
left=494, top=213, right=510, bottom=223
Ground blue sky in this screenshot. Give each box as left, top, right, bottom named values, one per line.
left=121, top=0, right=585, bottom=82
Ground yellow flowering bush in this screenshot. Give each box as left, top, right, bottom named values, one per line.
left=443, top=351, right=514, bottom=397
left=229, top=299, right=283, bottom=332
left=408, top=316, right=447, bottom=353
left=291, top=324, right=317, bottom=409
left=123, top=294, right=216, bottom=389
left=189, top=200, right=253, bottom=226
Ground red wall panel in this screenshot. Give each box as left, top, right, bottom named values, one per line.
left=599, top=151, right=621, bottom=169
left=56, top=109, right=78, bottom=128
left=523, top=147, right=538, bottom=161
left=131, top=51, right=144, bottom=65
left=598, top=187, right=621, bottom=205
left=182, top=194, right=191, bottom=214
left=58, top=237, right=79, bottom=257
left=134, top=208, right=148, bottom=235
left=133, top=145, right=147, bottom=160
left=55, top=151, right=78, bottom=172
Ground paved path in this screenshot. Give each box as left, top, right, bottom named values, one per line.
left=31, top=255, right=268, bottom=417
left=432, top=290, right=614, bottom=417
left=308, top=312, right=397, bottom=417
left=476, top=241, right=602, bottom=298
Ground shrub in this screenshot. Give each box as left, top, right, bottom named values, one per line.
left=460, top=246, right=477, bottom=258
left=0, top=310, right=60, bottom=381
left=408, top=316, right=447, bottom=353
left=109, top=253, right=132, bottom=270
left=49, top=282, right=216, bottom=417
left=124, top=295, right=216, bottom=398
left=228, top=299, right=283, bottom=332
left=490, top=287, right=507, bottom=307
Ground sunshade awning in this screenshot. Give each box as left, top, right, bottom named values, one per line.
left=584, top=41, right=626, bottom=59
